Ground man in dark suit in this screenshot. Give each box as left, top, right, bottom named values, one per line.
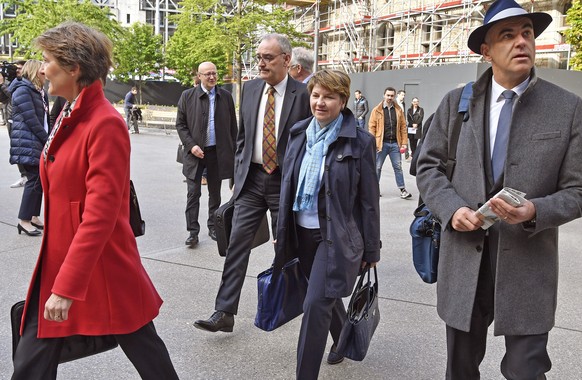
left=417, top=0, right=582, bottom=378
left=194, top=34, right=311, bottom=332
left=176, top=61, right=237, bottom=247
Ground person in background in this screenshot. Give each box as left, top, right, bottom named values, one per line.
left=406, top=97, right=424, bottom=158
left=417, top=0, right=582, bottom=378
left=175, top=61, right=237, bottom=247
left=368, top=86, right=412, bottom=199
left=353, top=90, right=369, bottom=128
left=396, top=89, right=406, bottom=115
left=275, top=69, right=380, bottom=379
left=124, top=86, right=138, bottom=131
left=2, top=60, right=30, bottom=188
left=11, top=22, right=179, bottom=379
left=289, top=47, right=314, bottom=84
left=194, top=33, right=311, bottom=333
left=8, top=60, right=48, bottom=236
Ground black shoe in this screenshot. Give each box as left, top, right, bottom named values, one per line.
left=185, top=235, right=199, bottom=247
left=194, top=311, right=234, bottom=333
left=31, top=221, right=44, bottom=230
left=208, top=228, right=217, bottom=241
left=326, top=344, right=344, bottom=365
left=17, top=224, right=42, bottom=236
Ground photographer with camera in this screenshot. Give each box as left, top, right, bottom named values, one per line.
left=1, top=60, right=29, bottom=188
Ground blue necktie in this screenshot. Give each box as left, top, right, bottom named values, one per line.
left=491, top=90, right=516, bottom=183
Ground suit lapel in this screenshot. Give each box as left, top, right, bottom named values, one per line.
left=247, top=80, right=266, bottom=144
left=278, top=76, right=297, bottom=144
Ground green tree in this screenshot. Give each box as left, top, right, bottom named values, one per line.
left=113, top=23, right=164, bottom=102
left=166, top=0, right=309, bottom=99
left=0, top=0, right=123, bottom=58
left=565, top=0, right=582, bottom=70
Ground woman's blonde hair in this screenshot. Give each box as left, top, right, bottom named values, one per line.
left=34, top=22, right=113, bottom=88
left=307, top=69, right=351, bottom=104
left=20, top=60, right=44, bottom=90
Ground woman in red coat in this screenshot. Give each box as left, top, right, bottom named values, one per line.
left=11, top=22, right=179, bottom=379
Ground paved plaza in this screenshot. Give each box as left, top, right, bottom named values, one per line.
left=0, top=125, right=581, bottom=379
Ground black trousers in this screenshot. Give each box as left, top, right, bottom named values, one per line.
left=408, top=133, right=419, bottom=156
left=445, top=240, right=551, bottom=380
left=295, top=226, right=346, bottom=380
left=185, top=147, right=221, bottom=236
left=215, top=165, right=280, bottom=314
left=18, top=164, right=42, bottom=220
left=12, top=282, right=179, bottom=380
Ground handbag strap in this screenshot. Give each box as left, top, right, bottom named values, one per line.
left=347, top=266, right=378, bottom=321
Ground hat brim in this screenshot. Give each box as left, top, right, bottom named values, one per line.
left=467, top=12, right=552, bottom=54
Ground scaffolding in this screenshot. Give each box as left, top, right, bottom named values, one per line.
left=290, top=0, right=572, bottom=72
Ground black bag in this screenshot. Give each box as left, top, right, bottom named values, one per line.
left=254, top=258, right=309, bottom=332
left=214, top=198, right=270, bottom=257
left=409, top=82, right=473, bottom=282
left=176, top=143, right=184, bottom=164
left=11, top=301, right=118, bottom=363
left=129, top=180, right=145, bottom=237
left=336, top=266, right=380, bottom=361
left=410, top=204, right=441, bottom=283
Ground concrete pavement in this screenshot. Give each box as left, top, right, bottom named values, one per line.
left=1, top=124, right=581, bottom=379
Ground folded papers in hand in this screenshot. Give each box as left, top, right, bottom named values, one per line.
left=475, top=187, right=527, bottom=230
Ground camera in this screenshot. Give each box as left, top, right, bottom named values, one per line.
left=1, top=61, right=18, bottom=82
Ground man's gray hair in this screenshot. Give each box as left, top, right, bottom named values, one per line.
left=291, top=47, right=314, bottom=73
left=259, top=34, right=292, bottom=55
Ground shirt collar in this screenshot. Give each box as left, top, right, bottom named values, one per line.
left=201, top=84, right=215, bottom=95
left=383, top=102, right=394, bottom=109
left=491, top=76, right=529, bottom=103
left=265, top=75, right=289, bottom=97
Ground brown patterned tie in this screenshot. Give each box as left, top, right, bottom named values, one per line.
left=262, top=86, right=277, bottom=174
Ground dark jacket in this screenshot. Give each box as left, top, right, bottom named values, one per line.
left=354, top=96, right=369, bottom=119
left=232, top=76, right=311, bottom=199
left=175, top=85, right=238, bottom=180
left=275, top=109, right=381, bottom=298
left=407, top=105, right=424, bottom=139
left=9, top=77, right=48, bottom=166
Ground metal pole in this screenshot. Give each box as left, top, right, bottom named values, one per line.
left=313, top=0, right=320, bottom=72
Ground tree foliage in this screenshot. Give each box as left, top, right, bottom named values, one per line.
left=166, top=0, right=309, bottom=91
left=113, top=23, right=164, bottom=100
left=565, top=0, right=582, bottom=70
left=0, top=0, right=123, bottom=58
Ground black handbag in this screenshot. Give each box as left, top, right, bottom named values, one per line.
left=410, top=204, right=440, bottom=284
left=129, top=180, right=145, bottom=237
left=336, top=266, right=380, bottom=361
left=254, top=258, right=308, bottom=332
left=214, top=197, right=270, bottom=257
left=11, top=301, right=118, bottom=363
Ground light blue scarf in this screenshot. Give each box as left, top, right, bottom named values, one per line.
left=293, top=113, right=343, bottom=211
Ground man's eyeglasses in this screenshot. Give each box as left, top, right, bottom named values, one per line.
left=288, top=64, right=299, bottom=70
left=199, top=72, right=217, bottom=78
left=255, top=53, right=287, bottom=63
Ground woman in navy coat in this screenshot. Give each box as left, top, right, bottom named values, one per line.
left=275, top=69, right=381, bottom=379
left=9, top=60, right=49, bottom=236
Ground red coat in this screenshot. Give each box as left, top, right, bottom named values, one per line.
left=22, top=80, right=163, bottom=338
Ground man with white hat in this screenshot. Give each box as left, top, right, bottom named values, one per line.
left=417, top=0, right=582, bottom=378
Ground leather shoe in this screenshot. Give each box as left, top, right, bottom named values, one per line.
left=185, top=235, right=199, bottom=247
left=326, top=344, right=344, bottom=365
left=194, top=311, right=234, bottom=333
left=208, top=228, right=217, bottom=241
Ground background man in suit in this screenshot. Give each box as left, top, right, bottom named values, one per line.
left=194, top=34, right=311, bottom=332
left=417, top=0, right=582, bottom=378
left=289, top=47, right=314, bottom=84
left=176, top=61, right=237, bottom=247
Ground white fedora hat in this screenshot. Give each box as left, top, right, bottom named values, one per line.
left=468, top=0, right=552, bottom=53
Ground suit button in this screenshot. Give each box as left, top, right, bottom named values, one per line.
left=48, top=155, right=55, bottom=162
left=325, top=165, right=330, bottom=171
left=326, top=216, right=331, bottom=221
left=476, top=245, right=482, bottom=252
left=326, top=190, right=332, bottom=196
left=326, top=240, right=333, bottom=246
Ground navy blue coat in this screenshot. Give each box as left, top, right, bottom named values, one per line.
left=275, top=109, right=381, bottom=298
left=9, top=78, right=48, bottom=166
